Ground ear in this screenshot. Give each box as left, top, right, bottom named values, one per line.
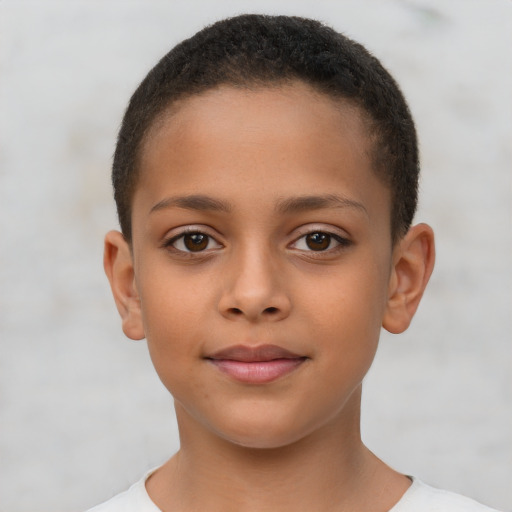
left=382, top=223, right=435, bottom=334
left=103, top=230, right=145, bottom=340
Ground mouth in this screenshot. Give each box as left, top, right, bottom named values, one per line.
left=206, top=344, right=308, bottom=384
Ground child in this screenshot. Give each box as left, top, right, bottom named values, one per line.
left=91, top=14, right=499, bottom=512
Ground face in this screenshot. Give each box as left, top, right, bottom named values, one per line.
left=129, top=83, right=395, bottom=448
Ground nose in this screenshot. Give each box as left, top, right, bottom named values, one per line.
left=218, top=246, right=292, bottom=323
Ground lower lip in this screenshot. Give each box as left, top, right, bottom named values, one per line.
left=208, top=358, right=306, bottom=384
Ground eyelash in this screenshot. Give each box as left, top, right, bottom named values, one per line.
left=162, top=227, right=351, bottom=258
left=162, top=228, right=222, bottom=255
left=290, top=231, right=352, bottom=255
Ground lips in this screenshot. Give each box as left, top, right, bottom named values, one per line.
left=206, top=344, right=307, bottom=384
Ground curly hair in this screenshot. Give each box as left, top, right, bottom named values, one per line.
left=113, top=14, right=419, bottom=243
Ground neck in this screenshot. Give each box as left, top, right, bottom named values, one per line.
left=146, top=387, right=409, bottom=512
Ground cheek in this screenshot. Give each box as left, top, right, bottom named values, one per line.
left=138, top=263, right=207, bottom=336
left=298, top=259, right=389, bottom=371
left=301, top=260, right=389, bottom=334
left=136, top=264, right=225, bottom=399
left=142, top=304, right=206, bottom=404
left=313, top=305, right=380, bottom=382
left=138, top=275, right=202, bottom=371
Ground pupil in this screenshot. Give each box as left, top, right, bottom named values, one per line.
left=184, top=233, right=208, bottom=251
left=306, top=232, right=330, bottom=251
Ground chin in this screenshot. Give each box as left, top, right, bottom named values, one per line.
left=221, top=430, right=305, bottom=450
left=211, top=411, right=322, bottom=451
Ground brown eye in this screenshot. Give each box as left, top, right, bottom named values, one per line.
left=183, top=233, right=209, bottom=252
left=305, top=232, right=331, bottom=251
left=290, top=230, right=350, bottom=254
left=166, top=231, right=222, bottom=253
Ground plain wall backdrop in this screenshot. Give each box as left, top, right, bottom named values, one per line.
left=0, top=1, right=511, bottom=511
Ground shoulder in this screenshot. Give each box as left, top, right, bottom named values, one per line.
left=391, top=478, right=501, bottom=512
left=85, top=471, right=161, bottom=512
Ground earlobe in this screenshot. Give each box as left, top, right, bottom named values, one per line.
left=382, top=223, right=435, bottom=334
left=103, top=230, right=145, bottom=340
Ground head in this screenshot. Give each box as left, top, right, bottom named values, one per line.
left=104, top=15, right=434, bottom=450
left=113, top=14, right=419, bottom=245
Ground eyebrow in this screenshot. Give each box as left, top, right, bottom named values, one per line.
left=150, top=194, right=233, bottom=214
left=276, top=194, right=368, bottom=216
left=149, top=193, right=367, bottom=217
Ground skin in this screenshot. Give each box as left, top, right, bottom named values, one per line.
left=104, top=82, right=435, bottom=512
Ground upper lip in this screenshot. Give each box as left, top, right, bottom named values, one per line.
left=207, top=344, right=304, bottom=362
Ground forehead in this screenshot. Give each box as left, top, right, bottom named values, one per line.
left=134, top=83, right=390, bottom=227
left=143, top=82, right=370, bottom=160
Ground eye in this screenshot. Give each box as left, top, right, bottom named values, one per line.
left=291, top=231, right=350, bottom=252
left=166, top=231, right=222, bottom=253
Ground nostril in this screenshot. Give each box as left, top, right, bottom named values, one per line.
left=229, top=307, right=244, bottom=315
left=264, top=307, right=279, bottom=315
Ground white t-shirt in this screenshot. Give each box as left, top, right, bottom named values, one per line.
left=86, top=471, right=501, bottom=512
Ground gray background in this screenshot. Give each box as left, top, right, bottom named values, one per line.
left=0, top=1, right=510, bottom=511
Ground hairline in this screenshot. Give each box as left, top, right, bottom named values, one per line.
left=127, top=79, right=396, bottom=244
